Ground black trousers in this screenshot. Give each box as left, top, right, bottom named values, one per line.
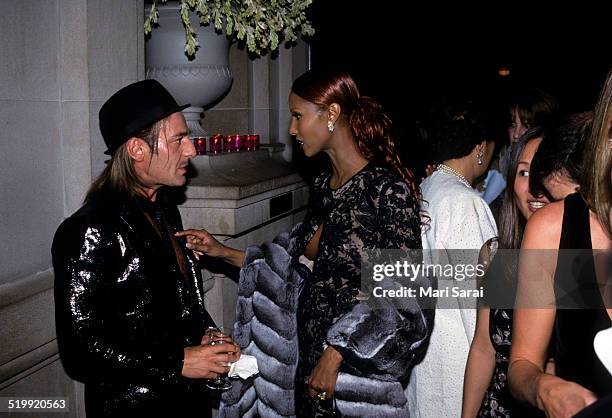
left=85, top=382, right=213, bottom=418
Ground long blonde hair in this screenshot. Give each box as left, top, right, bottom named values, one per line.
left=581, top=68, right=612, bottom=237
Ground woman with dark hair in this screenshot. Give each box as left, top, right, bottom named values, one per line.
left=507, top=87, right=559, bottom=144
left=497, top=127, right=549, bottom=248
left=179, top=69, right=432, bottom=417
left=462, top=129, right=548, bottom=418
left=497, top=88, right=559, bottom=182
left=406, top=101, right=499, bottom=418
left=509, top=68, right=612, bottom=418
left=288, top=70, right=427, bottom=416
left=529, top=112, right=592, bottom=201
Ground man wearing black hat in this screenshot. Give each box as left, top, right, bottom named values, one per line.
left=52, top=80, right=239, bottom=417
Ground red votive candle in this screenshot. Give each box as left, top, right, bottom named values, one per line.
left=233, top=135, right=243, bottom=152
left=239, top=135, right=248, bottom=151
left=253, top=134, right=260, bottom=150
left=209, top=134, right=223, bottom=154
left=223, top=135, right=233, bottom=153
left=193, top=137, right=207, bottom=155
left=245, top=134, right=254, bottom=151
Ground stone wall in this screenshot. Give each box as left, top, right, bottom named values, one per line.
left=0, top=1, right=144, bottom=416
left=0, top=2, right=309, bottom=416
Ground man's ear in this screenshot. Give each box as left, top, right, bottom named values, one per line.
left=328, top=103, right=341, bottom=124
left=125, top=137, right=147, bottom=162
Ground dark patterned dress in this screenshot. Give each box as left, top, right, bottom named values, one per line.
left=291, top=163, right=422, bottom=417
left=478, top=311, right=543, bottom=417
left=478, top=308, right=514, bottom=417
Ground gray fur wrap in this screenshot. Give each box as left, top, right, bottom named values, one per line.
left=220, top=229, right=432, bottom=417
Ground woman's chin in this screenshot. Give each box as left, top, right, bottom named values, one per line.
left=302, top=146, right=316, bottom=158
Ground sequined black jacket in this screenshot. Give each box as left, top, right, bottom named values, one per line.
left=52, top=190, right=214, bottom=416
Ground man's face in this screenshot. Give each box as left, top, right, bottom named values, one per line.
left=140, top=112, right=195, bottom=194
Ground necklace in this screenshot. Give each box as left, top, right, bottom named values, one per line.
left=437, top=163, right=472, bottom=188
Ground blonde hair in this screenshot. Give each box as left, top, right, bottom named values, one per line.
left=581, top=68, right=612, bottom=237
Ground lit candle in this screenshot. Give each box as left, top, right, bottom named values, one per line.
left=233, top=135, right=243, bottom=152
left=254, top=134, right=260, bottom=150
left=223, top=135, right=233, bottom=153
left=245, top=134, right=255, bottom=151
left=209, top=134, right=223, bottom=154
left=194, top=137, right=207, bottom=155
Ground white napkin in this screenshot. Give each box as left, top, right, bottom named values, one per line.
left=594, top=326, right=612, bottom=375
left=228, top=354, right=259, bottom=379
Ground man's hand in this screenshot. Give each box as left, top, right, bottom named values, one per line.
left=181, top=342, right=241, bottom=379
left=307, top=346, right=343, bottom=399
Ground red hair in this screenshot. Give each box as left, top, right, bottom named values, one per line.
left=291, top=69, right=420, bottom=200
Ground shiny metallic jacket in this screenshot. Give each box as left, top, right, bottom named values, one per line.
left=52, top=192, right=214, bottom=416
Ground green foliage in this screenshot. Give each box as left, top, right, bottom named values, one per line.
left=145, top=0, right=315, bottom=58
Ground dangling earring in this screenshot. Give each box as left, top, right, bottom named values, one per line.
left=477, top=149, right=484, bottom=165
left=327, top=120, right=335, bottom=133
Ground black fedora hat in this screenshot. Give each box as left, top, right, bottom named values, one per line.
left=99, top=79, right=190, bottom=155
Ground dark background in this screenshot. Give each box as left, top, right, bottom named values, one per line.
left=308, top=1, right=611, bottom=114
left=302, top=1, right=611, bottom=174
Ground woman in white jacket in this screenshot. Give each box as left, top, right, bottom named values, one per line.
left=406, top=101, right=499, bottom=418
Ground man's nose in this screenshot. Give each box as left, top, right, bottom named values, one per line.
left=184, top=138, right=196, bottom=158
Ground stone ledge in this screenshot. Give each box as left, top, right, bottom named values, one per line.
left=185, top=149, right=305, bottom=200
left=180, top=184, right=309, bottom=235
left=0, top=341, right=58, bottom=387
left=181, top=181, right=307, bottom=209
left=0, top=269, right=54, bottom=309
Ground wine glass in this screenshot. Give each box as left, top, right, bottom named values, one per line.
left=204, top=326, right=233, bottom=391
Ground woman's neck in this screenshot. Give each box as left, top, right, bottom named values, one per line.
left=442, top=157, right=476, bottom=185
left=325, top=129, right=369, bottom=189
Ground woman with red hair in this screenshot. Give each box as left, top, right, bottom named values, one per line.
left=288, top=69, right=427, bottom=416
left=180, top=69, right=432, bottom=417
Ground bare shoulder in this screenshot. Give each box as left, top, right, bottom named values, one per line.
left=522, top=201, right=564, bottom=250
left=590, top=211, right=612, bottom=250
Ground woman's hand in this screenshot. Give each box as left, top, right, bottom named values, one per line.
left=175, top=229, right=225, bottom=260
left=308, top=346, right=343, bottom=399
left=536, top=374, right=597, bottom=418
left=175, top=229, right=245, bottom=267
left=424, top=163, right=437, bottom=178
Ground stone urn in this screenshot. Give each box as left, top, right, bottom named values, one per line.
left=145, top=1, right=233, bottom=136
